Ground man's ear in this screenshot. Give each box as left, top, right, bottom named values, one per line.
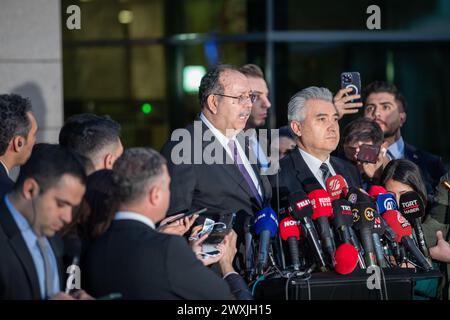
left=22, top=178, right=39, bottom=200
left=148, top=185, right=160, bottom=207
left=12, top=136, right=25, bottom=153
left=290, top=121, right=302, bottom=138
left=399, top=112, right=407, bottom=127
left=104, top=153, right=114, bottom=169
left=206, top=95, right=218, bottom=115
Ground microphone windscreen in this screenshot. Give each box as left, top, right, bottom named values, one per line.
left=254, top=207, right=279, bottom=237
left=326, top=175, right=348, bottom=201
left=308, top=189, right=333, bottom=220
left=334, top=243, right=359, bottom=275
left=376, top=193, right=398, bottom=214
left=288, top=191, right=313, bottom=220
left=399, top=191, right=425, bottom=220
left=382, top=210, right=412, bottom=243
left=279, top=217, right=301, bottom=240
left=331, top=199, right=354, bottom=228
left=368, top=185, right=388, bottom=198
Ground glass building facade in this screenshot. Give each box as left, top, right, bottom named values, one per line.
left=62, top=0, right=450, bottom=164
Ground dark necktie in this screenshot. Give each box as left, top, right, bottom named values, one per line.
left=36, top=237, right=54, bottom=299
left=320, top=162, right=332, bottom=185
left=228, top=139, right=263, bottom=206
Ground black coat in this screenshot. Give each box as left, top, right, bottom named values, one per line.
left=160, top=120, right=272, bottom=271
left=404, top=142, right=447, bottom=198
left=0, top=164, right=14, bottom=198
left=83, top=219, right=236, bottom=300
left=269, top=147, right=362, bottom=209
left=0, top=199, right=64, bottom=300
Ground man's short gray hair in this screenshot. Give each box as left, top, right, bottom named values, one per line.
left=287, top=86, right=334, bottom=123
left=113, top=147, right=167, bottom=205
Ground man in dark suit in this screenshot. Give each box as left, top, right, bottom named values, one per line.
left=0, top=144, right=89, bottom=300
left=363, top=81, right=446, bottom=198
left=84, top=148, right=252, bottom=299
left=160, top=65, right=272, bottom=272
left=270, top=86, right=361, bottom=207
left=0, top=94, right=38, bottom=196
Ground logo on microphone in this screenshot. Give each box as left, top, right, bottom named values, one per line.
left=348, top=193, right=357, bottom=204
left=364, top=208, right=375, bottom=221
left=401, top=200, right=420, bottom=215
left=341, top=205, right=352, bottom=215
left=295, top=199, right=311, bottom=210
left=283, top=219, right=300, bottom=228
left=383, top=198, right=397, bottom=211
left=328, top=179, right=340, bottom=191
left=352, top=208, right=360, bottom=223
left=396, top=211, right=411, bottom=228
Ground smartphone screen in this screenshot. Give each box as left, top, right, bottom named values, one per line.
left=356, top=144, right=380, bottom=164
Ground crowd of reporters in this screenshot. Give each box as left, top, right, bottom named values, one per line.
left=0, top=63, right=449, bottom=300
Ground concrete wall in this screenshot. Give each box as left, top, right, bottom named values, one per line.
left=0, top=0, right=63, bottom=144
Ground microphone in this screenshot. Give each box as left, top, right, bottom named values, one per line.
left=254, top=207, right=279, bottom=274
left=374, top=192, right=399, bottom=243
left=399, top=191, right=431, bottom=261
left=334, top=243, right=359, bottom=275
left=279, top=217, right=302, bottom=271
left=368, top=185, right=388, bottom=198
left=326, top=175, right=349, bottom=201
left=243, top=214, right=255, bottom=280
left=383, top=210, right=432, bottom=271
left=371, top=209, right=387, bottom=267
left=308, top=189, right=337, bottom=267
left=288, top=191, right=328, bottom=272
left=353, top=202, right=378, bottom=267
left=331, top=199, right=354, bottom=245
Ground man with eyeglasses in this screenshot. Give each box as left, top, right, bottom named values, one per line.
left=161, top=64, right=272, bottom=274
left=239, top=64, right=272, bottom=171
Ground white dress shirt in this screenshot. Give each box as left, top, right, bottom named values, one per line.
left=114, top=211, right=156, bottom=229
left=200, top=113, right=263, bottom=198
left=299, top=148, right=337, bottom=189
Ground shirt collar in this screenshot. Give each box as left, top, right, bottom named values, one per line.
left=299, top=148, right=331, bottom=171
left=0, top=160, right=10, bottom=176
left=388, top=136, right=405, bottom=159
left=4, top=194, right=36, bottom=235
left=114, top=211, right=156, bottom=230
left=200, top=112, right=237, bottom=145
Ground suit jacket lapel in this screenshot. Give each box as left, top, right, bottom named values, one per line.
left=290, top=148, right=322, bottom=189
left=330, top=157, right=352, bottom=185
left=0, top=200, right=41, bottom=299
left=48, top=236, right=64, bottom=290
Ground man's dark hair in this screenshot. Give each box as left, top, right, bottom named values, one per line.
left=198, top=64, right=240, bottom=109
left=112, top=148, right=166, bottom=205
left=0, top=94, right=33, bottom=156
left=239, top=64, right=264, bottom=79
left=59, top=113, right=121, bottom=160
left=363, top=81, right=407, bottom=112
left=278, top=125, right=294, bottom=140
left=14, top=143, right=87, bottom=193
left=342, top=118, right=384, bottom=147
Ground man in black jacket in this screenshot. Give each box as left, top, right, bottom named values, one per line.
left=84, top=148, right=252, bottom=300
left=0, top=144, right=89, bottom=300
left=0, top=94, right=38, bottom=197
left=271, top=86, right=361, bottom=208
left=363, top=81, right=446, bottom=198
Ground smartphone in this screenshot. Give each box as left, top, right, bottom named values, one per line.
left=340, top=72, right=361, bottom=103
left=203, top=212, right=235, bottom=245
left=357, top=144, right=380, bottom=164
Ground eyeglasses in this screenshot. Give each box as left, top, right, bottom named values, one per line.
left=214, top=93, right=256, bottom=105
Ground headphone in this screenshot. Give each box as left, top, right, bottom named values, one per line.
left=18, top=140, right=22, bottom=147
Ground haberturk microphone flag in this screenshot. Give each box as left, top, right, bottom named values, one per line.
left=326, top=175, right=349, bottom=201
